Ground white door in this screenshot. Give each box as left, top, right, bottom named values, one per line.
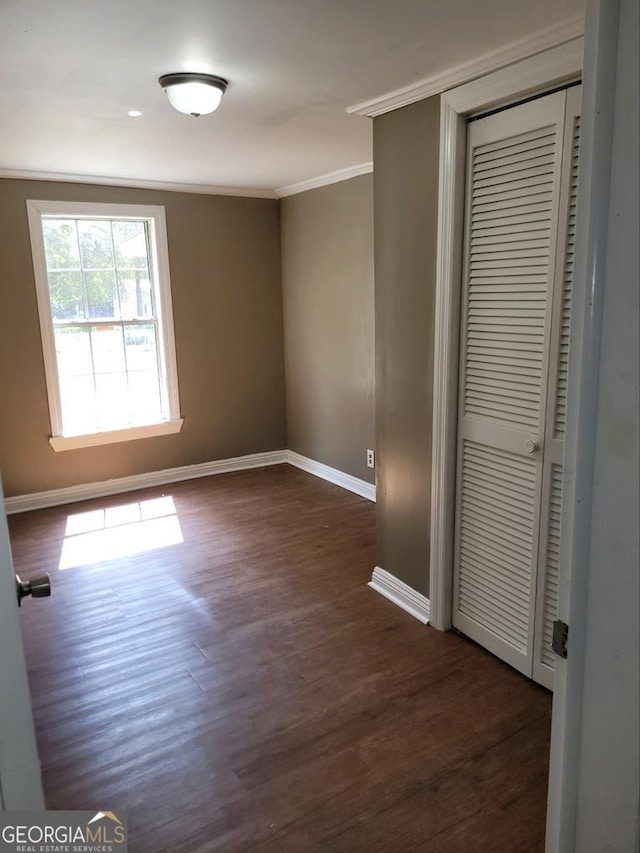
left=532, top=86, right=582, bottom=688
left=452, top=87, right=581, bottom=686
left=0, top=477, right=46, bottom=810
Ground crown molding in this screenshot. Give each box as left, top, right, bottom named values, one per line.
left=0, top=168, right=279, bottom=199
left=277, top=162, right=373, bottom=198
left=347, top=14, right=585, bottom=117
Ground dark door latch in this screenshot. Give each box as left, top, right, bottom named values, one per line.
left=552, top=619, right=569, bottom=659
left=16, top=573, right=51, bottom=606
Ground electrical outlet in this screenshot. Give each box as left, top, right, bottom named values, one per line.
left=366, top=449, right=375, bottom=469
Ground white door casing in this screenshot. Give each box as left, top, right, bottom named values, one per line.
left=428, top=37, right=584, bottom=633
left=0, top=477, right=45, bottom=810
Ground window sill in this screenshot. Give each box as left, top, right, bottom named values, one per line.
left=49, top=419, right=184, bottom=452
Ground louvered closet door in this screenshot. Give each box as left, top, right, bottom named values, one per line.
left=452, top=92, right=567, bottom=677
left=533, top=86, right=581, bottom=688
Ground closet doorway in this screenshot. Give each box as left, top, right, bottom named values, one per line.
left=452, top=85, right=581, bottom=689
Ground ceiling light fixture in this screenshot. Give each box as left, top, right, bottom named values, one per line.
left=127, top=110, right=143, bottom=117
left=158, top=72, right=228, bottom=117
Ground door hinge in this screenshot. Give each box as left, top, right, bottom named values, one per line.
left=552, top=619, right=569, bottom=659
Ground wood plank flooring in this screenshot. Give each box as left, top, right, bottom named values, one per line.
left=9, top=465, right=551, bottom=852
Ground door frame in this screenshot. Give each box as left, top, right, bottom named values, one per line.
left=428, top=37, right=584, bottom=633
left=0, top=475, right=45, bottom=810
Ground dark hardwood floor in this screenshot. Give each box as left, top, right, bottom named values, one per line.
left=10, top=464, right=551, bottom=852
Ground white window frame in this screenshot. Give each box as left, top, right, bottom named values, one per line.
left=26, top=200, right=183, bottom=451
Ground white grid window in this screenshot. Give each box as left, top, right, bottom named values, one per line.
left=27, top=201, right=182, bottom=451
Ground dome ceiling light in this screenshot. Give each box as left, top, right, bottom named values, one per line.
left=158, top=72, right=228, bottom=117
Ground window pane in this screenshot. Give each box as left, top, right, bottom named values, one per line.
left=85, top=270, right=118, bottom=319
left=128, top=371, right=162, bottom=423
left=95, top=373, right=128, bottom=429
left=60, top=374, right=97, bottom=434
left=48, top=271, right=85, bottom=320
left=33, top=207, right=178, bottom=439
left=77, top=220, right=115, bottom=270
left=119, top=271, right=153, bottom=318
left=55, top=327, right=92, bottom=376
left=124, top=324, right=157, bottom=372
left=42, top=219, right=80, bottom=270
left=113, top=221, right=148, bottom=269
left=91, top=326, right=125, bottom=374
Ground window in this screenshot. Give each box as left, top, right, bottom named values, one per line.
left=27, top=201, right=182, bottom=451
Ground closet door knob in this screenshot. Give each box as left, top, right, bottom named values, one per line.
left=524, top=439, right=539, bottom=454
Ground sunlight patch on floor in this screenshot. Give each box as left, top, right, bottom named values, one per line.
left=59, top=496, right=183, bottom=570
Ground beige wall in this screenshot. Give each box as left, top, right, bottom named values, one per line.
left=282, top=175, right=375, bottom=483
left=0, top=178, right=285, bottom=496
left=373, top=96, right=440, bottom=596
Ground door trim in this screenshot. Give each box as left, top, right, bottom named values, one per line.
left=428, top=38, right=584, bottom=632
left=0, top=476, right=46, bottom=810
left=546, top=1, right=623, bottom=848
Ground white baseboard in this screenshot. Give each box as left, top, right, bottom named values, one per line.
left=286, top=450, right=376, bottom=501
left=4, top=450, right=287, bottom=514
left=368, top=566, right=431, bottom=624
left=4, top=449, right=377, bottom=514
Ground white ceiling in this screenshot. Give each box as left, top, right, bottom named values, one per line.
left=0, top=0, right=584, bottom=195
